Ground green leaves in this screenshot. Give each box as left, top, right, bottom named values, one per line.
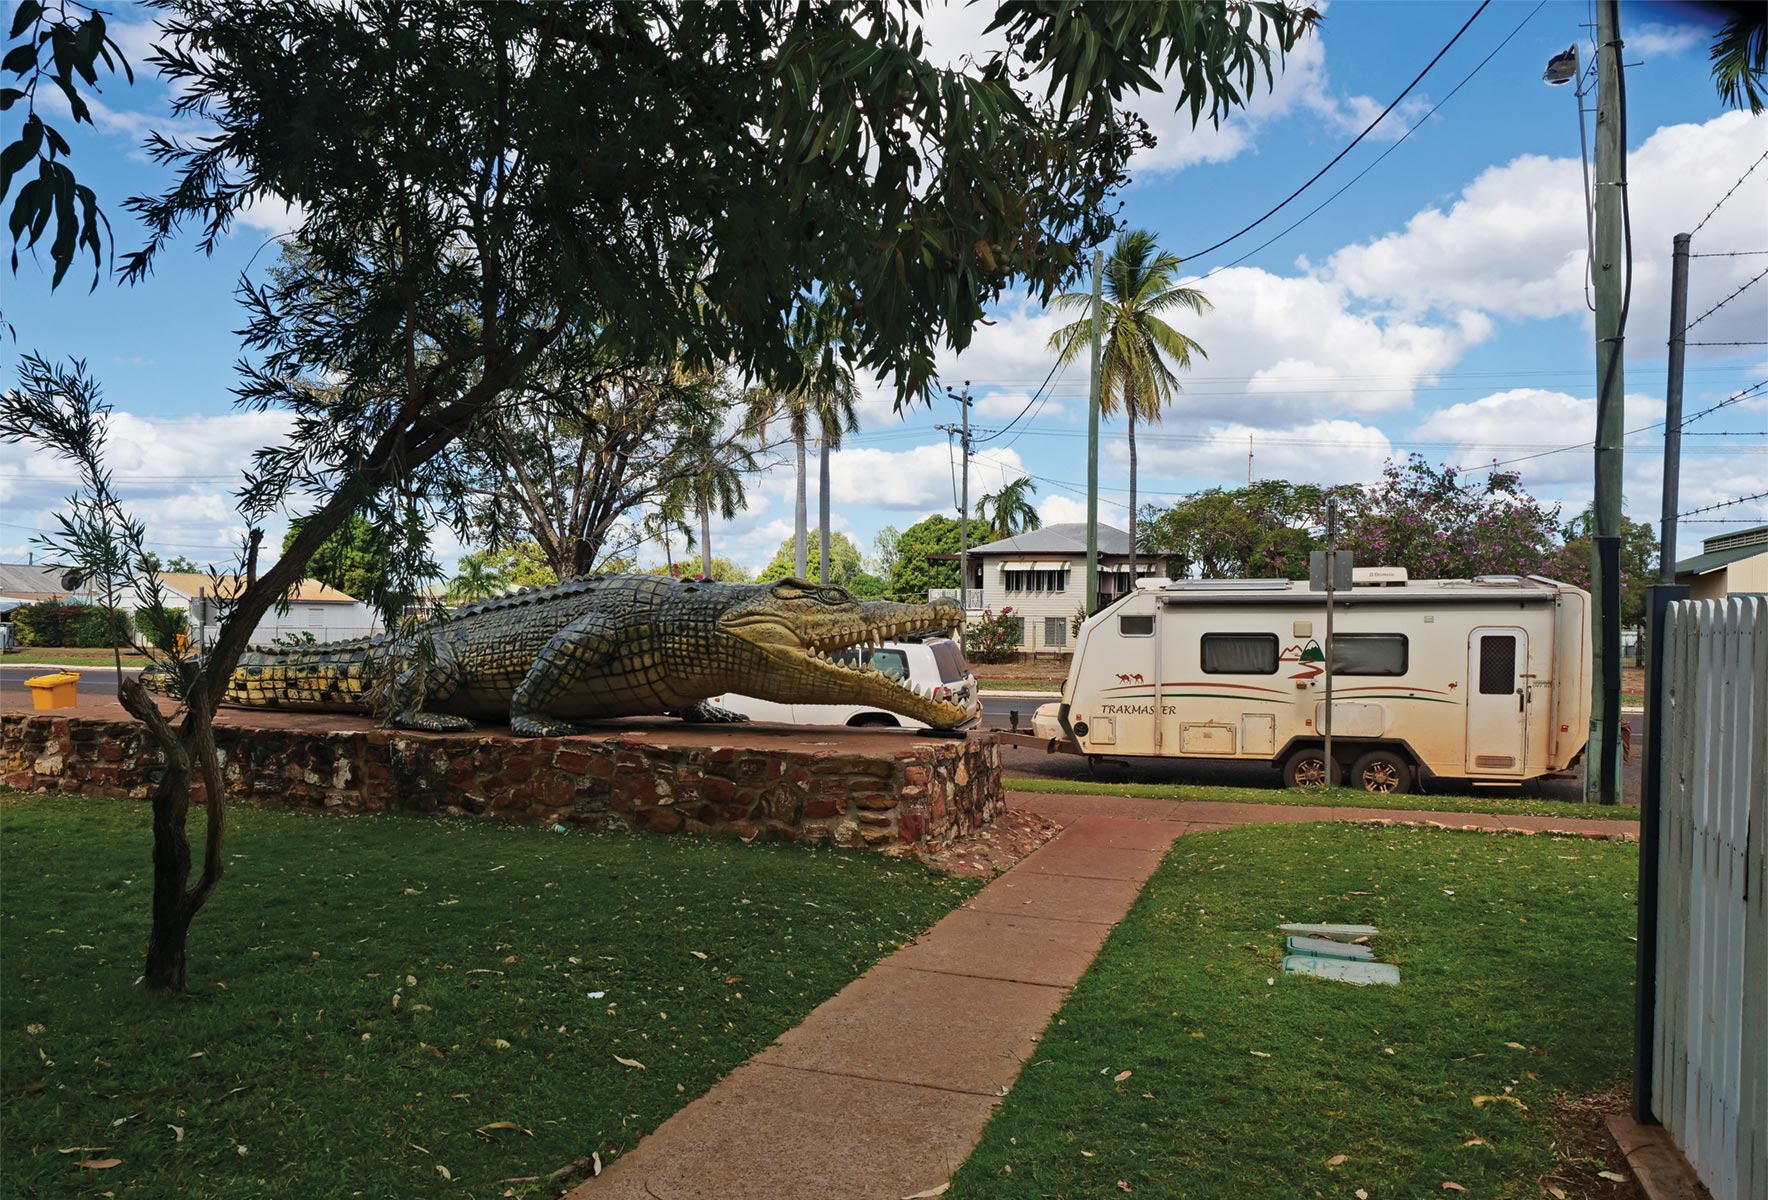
left=2, top=0, right=133, bottom=290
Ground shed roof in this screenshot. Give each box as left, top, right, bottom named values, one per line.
left=1674, top=539, right=1768, bottom=578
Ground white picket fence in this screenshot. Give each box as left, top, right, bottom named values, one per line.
left=1652, top=594, right=1767, bottom=1200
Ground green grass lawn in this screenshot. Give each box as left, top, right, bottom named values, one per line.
left=948, top=823, right=1638, bottom=1199
left=977, top=678, right=1063, bottom=692
left=0, top=794, right=977, bottom=1198
left=1005, top=776, right=1642, bottom=822
left=5, top=647, right=151, bottom=667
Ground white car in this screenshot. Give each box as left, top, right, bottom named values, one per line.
left=711, top=637, right=978, bottom=728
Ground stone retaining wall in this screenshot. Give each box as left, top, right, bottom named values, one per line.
left=1, top=714, right=1003, bottom=850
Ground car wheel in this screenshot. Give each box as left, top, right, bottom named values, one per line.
left=1282, top=747, right=1332, bottom=789
left=1351, top=749, right=1412, bottom=796
left=848, top=714, right=899, bottom=728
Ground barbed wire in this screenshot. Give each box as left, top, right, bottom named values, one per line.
left=1676, top=490, right=1767, bottom=519
left=1689, top=250, right=1768, bottom=258
left=1681, top=378, right=1768, bottom=427
left=1684, top=264, right=1768, bottom=331
left=1691, top=149, right=1768, bottom=236
left=1688, top=340, right=1768, bottom=347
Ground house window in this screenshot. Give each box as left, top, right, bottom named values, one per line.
left=1119, top=615, right=1155, bottom=637
left=1200, top=633, right=1279, bottom=674
left=1043, top=616, right=1068, bottom=648
left=1331, top=634, right=1408, bottom=676
left=1001, top=565, right=1068, bottom=593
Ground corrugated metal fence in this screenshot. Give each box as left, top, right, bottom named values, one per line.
left=1652, top=594, right=1766, bottom=1200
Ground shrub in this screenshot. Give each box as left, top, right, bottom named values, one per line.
left=71, top=605, right=134, bottom=647
left=964, top=606, right=1023, bottom=663
left=9, top=600, right=83, bottom=647
left=134, top=604, right=190, bottom=651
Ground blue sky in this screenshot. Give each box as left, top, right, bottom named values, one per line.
left=3, top=0, right=1765, bottom=580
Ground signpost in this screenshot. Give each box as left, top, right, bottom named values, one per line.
left=1309, top=503, right=1351, bottom=785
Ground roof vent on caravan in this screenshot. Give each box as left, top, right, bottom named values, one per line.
left=1352, top=566, right=1408, bottom=587
left=1136, top=576, right=1173, bottom=590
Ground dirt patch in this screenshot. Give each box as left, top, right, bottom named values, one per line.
left=1539, top=1082, right=1642, bottom=1199
left=911, top=807, right=1062, bottom=878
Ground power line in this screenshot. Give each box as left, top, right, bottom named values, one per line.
left=1690, top=149, right=1768, bottom=236
left=1683, top=264, right=1768, bottom=331
left=970, top=358, right=1066, bottom=447
left=1177, top=0, right=1491, bottom=263
left=1167, top=0, right=1544, bottom=292
left=1676, top=491, right=1767, bottom=519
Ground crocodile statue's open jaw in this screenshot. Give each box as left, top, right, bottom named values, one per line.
left=726, top=599, right=977, bottom=729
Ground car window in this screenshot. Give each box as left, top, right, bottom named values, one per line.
left=869, top=648, right=909, bottom=678
left=833, top=647, right=909, bottom=678
left=930, top=640, right=968, bottom=683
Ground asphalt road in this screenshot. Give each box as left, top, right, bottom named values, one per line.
left=2, top=667, right=1639, bottom=806
left=979, top=692, right=1641, bottom=806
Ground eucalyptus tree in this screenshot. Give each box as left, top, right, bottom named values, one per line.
left=1048, top=229, right=1209, bottom=580
left=2, top=0, right=1315, bottom=993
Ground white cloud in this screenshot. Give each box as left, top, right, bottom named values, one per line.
left=1327, top=111, right=1768, bottom=354
left=1125, top=417, right=1395, bottom=490
left=0, top=408, right=296, bottom=566
left=1628, top=24, right=1705, bottom=58
left=1039, top=493, right=1126, bottom=530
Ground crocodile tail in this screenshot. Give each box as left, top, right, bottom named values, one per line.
left=224, top=640, right=382, bottom=711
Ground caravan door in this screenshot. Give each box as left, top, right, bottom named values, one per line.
left=1466, top=627, right=1528, bottom=776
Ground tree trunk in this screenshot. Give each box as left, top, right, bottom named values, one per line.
left=794, top=424, right=809, bottom=579
left=143, top=768, right=195, bottom=993
left=1126, top=399, right=1139, bottom=590
left=700, top=495, right=712, bottom=579
left=818, top=434, right=832, bottom=584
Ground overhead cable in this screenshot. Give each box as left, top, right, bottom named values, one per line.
left=1176, top=0, right=1491, bottom=263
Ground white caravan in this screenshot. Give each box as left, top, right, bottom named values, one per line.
left=1030, top=574, right=1591, bottom=794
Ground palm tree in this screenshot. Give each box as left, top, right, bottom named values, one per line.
left=1048, top=229, right=1209, bottom=588
left=447, top=554, right=505, bottom=604
left=975, top=475, right=1041, bottom=541
left=742, top=329, right=860, bottom=584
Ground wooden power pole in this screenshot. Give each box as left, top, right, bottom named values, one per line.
left=1084, top=248, right=1104, bottom=613
left=1588, top=0, right=1627, bottom=804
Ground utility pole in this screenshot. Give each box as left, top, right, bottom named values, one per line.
left=1247, top=435, right=1254, bottom=486
left=1588, top=0, right=1627, bottom=805
left=1659, top=232, right=1690, bottom=582
left=1323, top=498, right=1338, bottom=786
left=1085, top=248, right=1104, bottom=613
left=937, top=382, right=974, bottom=608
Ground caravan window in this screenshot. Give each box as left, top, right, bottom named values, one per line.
left=1479, top=636, right=1517, bottom=694
left=1200, top=633, right=1278, bottom=674
left=1119, top=615, right=1154, bottom=637
left=1331, top=634, right=1408, bottom=676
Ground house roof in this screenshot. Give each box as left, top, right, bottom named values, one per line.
left=0, top=563, right=80, bottom=599
left=1674, top=539, right=1768, bottom=578
left=967, top=523, right=1133, bottom=556
left=154, top=572, right=360, bottom=604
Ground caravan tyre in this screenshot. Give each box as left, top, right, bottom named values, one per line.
left=1351, top=749, right=1412, bottom=796
left=1282, top=747, right=1332, bottom=789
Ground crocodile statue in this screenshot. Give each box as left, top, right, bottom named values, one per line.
left=145, top=574, right=977, bottom=736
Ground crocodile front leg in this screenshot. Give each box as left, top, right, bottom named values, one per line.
left=670, top=699, right=751, bottom=724
left=387, top=644, right=474, bottom=732
left=509, top=614, right=617, bottom=737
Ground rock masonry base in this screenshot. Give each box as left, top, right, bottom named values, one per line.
left=2, top=713, right=1004, bottom=851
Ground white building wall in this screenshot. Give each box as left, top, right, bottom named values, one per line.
left=247, top=601, right=379, bottom=644
left=976, top=558, right=1081, bottom=653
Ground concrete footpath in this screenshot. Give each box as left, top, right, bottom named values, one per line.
left=569, top=792, right=1637, bottom=1199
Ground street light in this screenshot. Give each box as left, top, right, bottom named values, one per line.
left=1543, top=42, right=1596, bottom=300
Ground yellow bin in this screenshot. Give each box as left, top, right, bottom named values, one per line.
left=25, top=672, right=80, bottom=710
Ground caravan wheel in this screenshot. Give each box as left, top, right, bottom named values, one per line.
left=1282, top=748, right=1332, bottom=789
left=1351, top=749, right=1412, bottom=796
